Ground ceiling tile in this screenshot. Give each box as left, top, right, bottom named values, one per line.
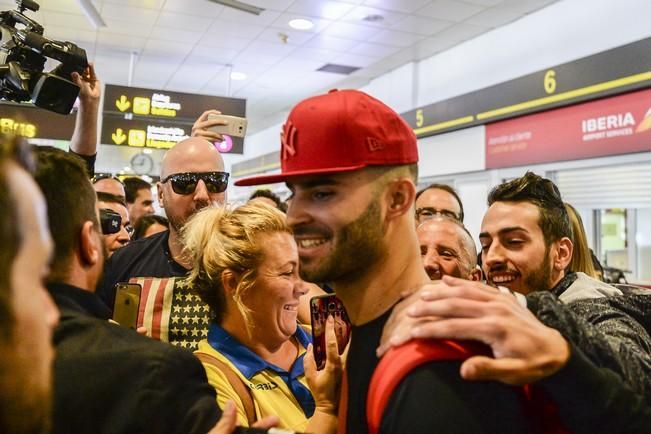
left=96, top=31, right=147, bottom=52
left=155, top=11, right=213, bottom=32
left=40, top=0, right=87, bottom=14
left=43, top=11, right=94, bottom=31
left=149, top=26, right=204, bottom=44
left=321, top=21, right=381, bottom=41
left=290, top=47, right=339, bottom=63
left=305, top=34, right=359, bottom=51
left=162, top=0, right=224, bottom=17
left=216, top=8, right=281, bottom=26
left=245, top=40, right=298, bottom=57
left=247, top=0, right=295, bottom=11
left=233, top=50, right=284, bottom=66
left=390, top=15, right=452, bottom=36
left=286, top=0, right=356, bottom=20
left=259, top=27, right=316, bottom=45
left=433, top=22, right=490, bottom=43
left=341, top=5, right=408, bottom=27
left=330, top=52, right=378, bottom=68
left=103, top=17, right=155, bottom=37
left=417, top=0, right=485, bottom=22
left=370, top=29, right=425, bottom=47
left=465, top=6, right=526, bottom=27
left=360, top=0, right=431, bottom=13
left=462, top=0, right=505, bottom=6
left=46, top=25, right=97, bottom=45
left=208, top=19, right=266, bottom=39
left=100, top=3, right=159, bottom=25
left=348, top=42, right=401, bottom=58
left=166, top=63, right=222, bottom=91
left=102, top=0, right=165, bottom=10
left=198, top=33, right=252, bottom=50
left=142, top=39, right=192, bottom=60
left=187, top=45, right=239, bottom=64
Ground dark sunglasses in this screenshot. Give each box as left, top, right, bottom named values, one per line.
left=100, top=208, right=122, bottom=235
left=161, top=171, right=229, bottom=195
left=415, top=207, right=460, bottom=223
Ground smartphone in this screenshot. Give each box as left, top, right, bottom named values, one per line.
left=112, top=283, right=142, bottom=330
left=310, top=294, right=351, bottom=370
left=207, top=114, right=248, bottom=137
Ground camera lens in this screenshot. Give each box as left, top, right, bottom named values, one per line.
left=328, top=302, right=336, bottom=311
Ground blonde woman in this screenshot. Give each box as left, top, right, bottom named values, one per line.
left=183, top=201, right=341, bottom=433
left=565, top=202, right=603, bottom=280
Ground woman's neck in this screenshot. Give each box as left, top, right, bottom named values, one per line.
left=221, top=314, right=298, bottom=372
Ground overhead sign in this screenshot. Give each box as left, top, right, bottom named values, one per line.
left=485, top=87, right=651, bottom=169
left=0, top=103, right=76, bottom=140
left=101, top=84, right=246, bottom=153
left=403, top=37, right=651, bottom=138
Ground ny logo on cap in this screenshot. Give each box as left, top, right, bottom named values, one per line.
left=281, top=121, right=298, bottom=161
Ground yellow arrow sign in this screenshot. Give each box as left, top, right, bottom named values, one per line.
left=112, top=128, right=127, bottom=145
left=115, top=95, right=131, bottom=112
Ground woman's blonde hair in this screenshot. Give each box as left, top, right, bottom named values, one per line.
left=565, top=202, right=598, bottom=278
left=183, top=201, right=291, bottom=326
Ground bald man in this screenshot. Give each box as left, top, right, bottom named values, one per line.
left=97, top=137, right=228, bottom=349
left=418, top=217, right=482, bottom=282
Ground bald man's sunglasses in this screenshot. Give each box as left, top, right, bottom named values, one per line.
left=162, top=171, right=229, bottom=195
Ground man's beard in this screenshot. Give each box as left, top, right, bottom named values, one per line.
left=166, top=200, right=211, bottom=233
left=299, top=198, right=386, bottom=284
left=524, top=245, right=553, bottom=293
left=0, top=347, right=51, bottom=434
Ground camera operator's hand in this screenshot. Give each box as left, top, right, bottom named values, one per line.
left=192, top=109, right=226, bottom=143
left=70, top=63, right=100, bottom=163
left=72, top=64, right=100, bottom=107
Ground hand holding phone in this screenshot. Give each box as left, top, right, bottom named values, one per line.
left=206, top=114, right=248, bottom=138
left=310, top=294, right=351, bottom=370
left=112, top=283, right=142, bottom=330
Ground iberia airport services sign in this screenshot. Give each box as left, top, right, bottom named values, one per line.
left=485, top=87, right=651, bottom=169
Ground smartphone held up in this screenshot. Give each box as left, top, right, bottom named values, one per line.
left=310, top=294, right=351, bottom=370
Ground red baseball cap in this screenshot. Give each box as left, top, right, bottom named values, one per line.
left=235, top=89, right=418, bottom=186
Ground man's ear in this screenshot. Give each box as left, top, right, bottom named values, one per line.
left=385, top=178, right=416, bottom=220
left=553, top=237, right=573, bottom=271
left=221, top=269, right=241, bottom=297
left=157, top=182, right=165, bottom=208
left=80, top=221, right=101, bottom=267
left=469, top=266, right=483, bottom=282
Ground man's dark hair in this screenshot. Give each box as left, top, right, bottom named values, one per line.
left=487, top=171, right=571, bottom=246
left=416, top=183, right=464, bottom=222
left=0, top=136, right=34, bottom=341
left=249, top=189, right=287, bottom=212
left=33, top=147, right=99, bottom=283
left=97, top=191, right=127, bottom=208
left=132, top=214, right=169, bottom=240
left=123, top=177, right=152, bottom=204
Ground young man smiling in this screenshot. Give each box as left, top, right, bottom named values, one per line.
left=236, top=89, right=534, bottom=434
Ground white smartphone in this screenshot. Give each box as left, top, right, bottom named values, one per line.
left=206, top=114, right=248, bottom=137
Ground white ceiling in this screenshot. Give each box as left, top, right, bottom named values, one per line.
left=4, top=0, right=557, bottom=133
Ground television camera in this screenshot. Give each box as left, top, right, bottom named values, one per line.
left=0, top=0, right=88, bottom=114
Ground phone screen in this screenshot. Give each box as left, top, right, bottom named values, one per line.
left=112, top=283, right=142, bottom=330
left=310, top=294, right=351, bottom=370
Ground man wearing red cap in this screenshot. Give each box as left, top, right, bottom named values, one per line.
left=236, top=89, right=536, bottom=433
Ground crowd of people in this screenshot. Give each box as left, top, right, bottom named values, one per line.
left=1, top=66, right=650, bottom=434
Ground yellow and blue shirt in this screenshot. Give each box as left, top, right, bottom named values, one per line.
left=195, top=323, right=315, bottom=430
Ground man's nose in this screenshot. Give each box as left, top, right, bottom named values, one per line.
left=193, top=179, right=210, bottom=202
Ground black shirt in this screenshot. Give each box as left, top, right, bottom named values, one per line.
left=97, top=230, right=211, bottom=350
left=346, top=307, right=532, bottom=434
left=48, top=282, right=220, bottom=434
